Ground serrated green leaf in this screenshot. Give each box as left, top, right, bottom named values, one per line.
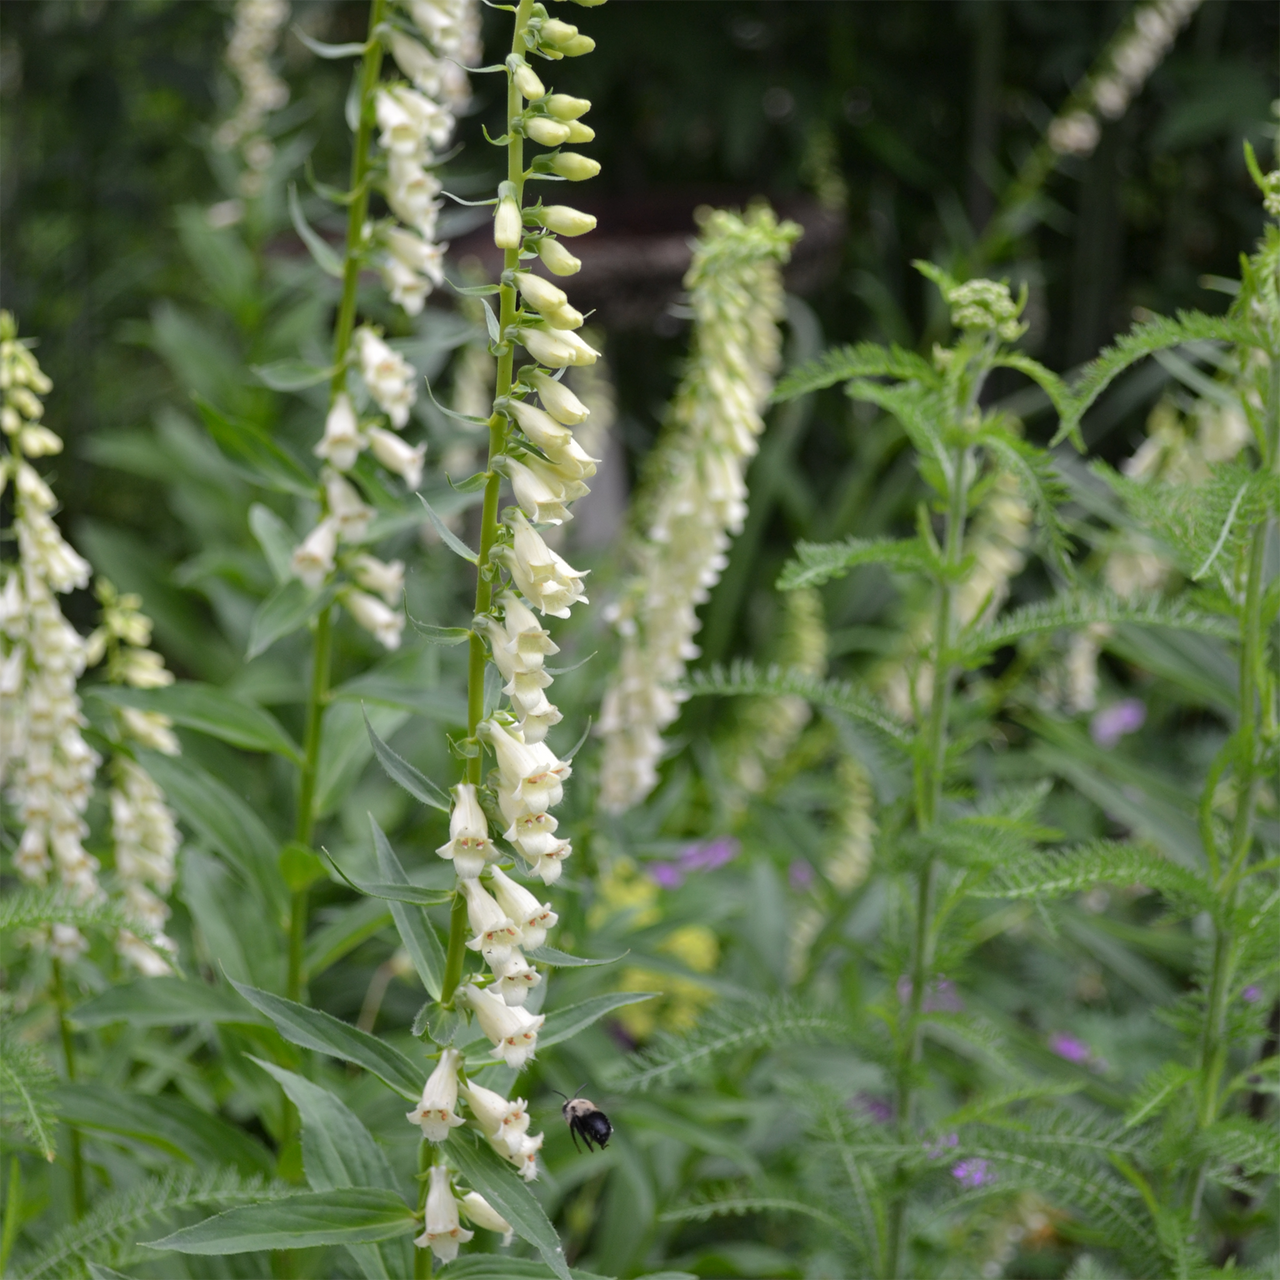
left=1124, top=1062, right=1195, bottom=1129
left=145, top=1187, right=416, bottom=1254
left=89, top=682, right=302, bottom=761
left=229, top=979, right=424, bottom=1100
left=777, top=536, right=933, bottom=590
left=0, top=1017, right=57, bottom=1161
left=772, top=341, right=939, bottom=402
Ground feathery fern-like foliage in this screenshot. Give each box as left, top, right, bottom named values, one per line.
left=776, top=535, right=935, bottom=590
left=608, top=1000, right=843, bottom=1092
left=0, top=1017, right=57, bottom=1161
left=771, top=341, right=939, bottom=402
left=0, top=889, right=143, bottom=936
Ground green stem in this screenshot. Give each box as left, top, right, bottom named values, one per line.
left=441, top=892, right=470, bottom=1005
left=1187, top=352, right=1279, bottom=1221
left=51, top=960, right=85, bottom=1219
left=886, top=441, right=972, bottom=1280
left=414, top=1138, right=433, bottom=1279
left=0, top=1156, right=21, bottom=1274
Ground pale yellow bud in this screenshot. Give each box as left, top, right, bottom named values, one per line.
left=564, top=120, right=595, bottom=144
left=537, top=238, right=582, bottom=276
left=539, top=18, right=579, bottom=45
left=526, top=117, right=571, bottom=146
left=494, top=197, right=523, bottom=249
left=549, top=152, right=600, bottom=181
left=528, top=369, right=589, bottom=425
left=542, top=305, right=584, bottom=331
left=510, top=59, right=545, bottom=100
left=545, top=94, right=591, bottom=120
left=556, top=34, right=596, bottom=56
left=513, top=272, right=569, bottom=313
left=517, top=328, right=575, bottom=368
left=540, top=205, right=597, bottom=237
left=559, top=330, right=600, bottom=367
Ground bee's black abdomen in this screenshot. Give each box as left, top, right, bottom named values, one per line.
left=583, top=1110, right=612, bottom=1149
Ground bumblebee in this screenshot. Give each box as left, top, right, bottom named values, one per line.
left=556, top=1088, right=612, bottom=1152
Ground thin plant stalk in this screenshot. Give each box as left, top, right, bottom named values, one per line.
left=286, top=0, right=386, bottom=1006
left=50, top=959, right=85, bottom=1219
left=1187, top=339, right=1279, bottom=1221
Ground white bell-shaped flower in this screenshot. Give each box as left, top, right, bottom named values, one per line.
left=462, top=982, right=544, bottom=1069
left=483, top=718, right=570, bottom=812
left=323, top=470, right=372, bottom=542
left=493, top=512, right=588, bottom=619
left=291, top=519, right=336, bottom=589
left=460, top=877, right=520, bottom=963
left=459, top=1079, right=530, bottom=1155
left=414, top=1165, right=474, bottom=1263
left=367, top=426, right=426, bottom=489
left=458, top=1190, right=514, bottom=1246
left=487, top=865, right=558, bottom=950
left=343, top=589, right=403, bottom=650
left=405, top=1048, right=467, bottom=1141
left=435, top=782, right=495, bottom=879
left=490, top=947, right=541, bottom=1006
left=313, top=393, right=364, bottom=471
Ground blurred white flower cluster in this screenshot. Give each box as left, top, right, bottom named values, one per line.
left=597, top=205, right=799, bottom=812
left=1047, top=0, right=1201, bottom=159
left=0, top=314, right=180, bottom=974
left=213, top=0, right=291, bottom=196
left=378, top=0, right=482, bottom=314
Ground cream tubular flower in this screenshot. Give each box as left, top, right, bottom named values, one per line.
left=462, top=982, right=544, bottom=1069
left=344, top=589, right=404, bottom=650
left=491, top=947, right=542, bottom=1006
left=351, top=554, right=405, bottom=605
left=405, top=1048, right=467, bottom=1141
left=526, top=368, right=590, bottom=424
left=354, top=326, right=417, bottom=428
left=516, top=326, right=575, bottom=368
left=414, top=1166, right=474, bottom=1264
left=314, top=393, right=364, bottom=471
left=458, top=1191, right=514, bottom=1245
left=461, top=876, right=521, bottom=962
left=435, top=782, right=495, bottom=879
left=482, top=718, right=570, bottom=811
left=512, top=270, right=568, bottom=313
left=503, top=455, right=573, bottom=525
left=493, top=512, right=588, bottom=618
left=494, top=195, right=523, bottom=249
left=536, top=237, right=582, bottom=276
left=487, top=864, right=558, bottom=950
left=498, top=591, right=560, bottom=664
left=539, top=204, right=597, bottom=237
left=367, top=426, right=426, bottom=490
left=323, top=471, right=373, bottom=542
left=459, top=1079, right=531, bottom=1154
left=507, top=396, right=575, bottom=453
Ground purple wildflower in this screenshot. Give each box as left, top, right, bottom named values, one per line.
left=680, top=836, right=740, bottom=872
left=1242, top=985, right=1262, bottom=1004
left=789, top=858, right=815, bottom=891
left=648, top=862, right=684, bottom=890
left=1049, top=1033, right=1092, bottom=1064
left=951, top=1158, right=993, bottom=1189
left=897, top=976, right=964, bottom=1013
left=1090, top=698, right=1146, bottom=749
left=925, top=1133, right=959, bottom=1159
left=851, top=1092, right=893, bottom=1124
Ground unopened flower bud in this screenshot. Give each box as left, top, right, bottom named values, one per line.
left=368, top=426, right=426, bottom=490
left=545, top=93, right=591, bottom=120
left=494, top=196, right=523, bottom=250
left=556, top=34, right=596, bottom=56
left=512, top=271, right=568, bottom=313
left=564, top=120, right=595, bottom=143
left=351, top=554, right=405, bottom=605
left=517, top=327, right=575, bottom=368
left=507, top=397, right=574, bottom=452
left=537, top=238, right=582, bottom=276
left=18, top=425, right=62, bottom=457
left=564, top=0, right=607, bottom=6
left=550, top=152, right=600, bottom=181
left=539, top=205, right=597, bottom=237
left=526, top=117, right=571, bottom=146
left=527, top=369, right=590, bottom=424
left=509, top=57, right=545, bottom=100
left=542, top=304, right=584, bottom=331
left=559, top=329, right=600, bottom=367
left=539, top=18, right=579, bottom=46
left=344, top=589, right=404, bottom=650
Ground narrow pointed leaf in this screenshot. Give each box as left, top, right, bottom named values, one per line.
left=145, top=1187, right=417, bottom=1254
left=247, top=579, right=336, bottom=660
left=230, top=979, right=424, bottom=1100
left=194, top=394, right=316, bottom=496
left=71, top=976, right=263, bottom=1028
left=536, top=991, right=660, bottom=1052
left=288, top=183, right=343, bottom=277
left=369, top=815, right=448, bottom=1000
left=525, top=947, right=627, bottom=968
left=363, top=708, right=451, bottom=811
left=418, top=494, right=479, bottom=563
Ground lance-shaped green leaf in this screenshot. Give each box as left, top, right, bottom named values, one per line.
left=363, top=708, right=451, bottom=811
left=247, top=579, right=336, bottom=660
left=89, top=682, right=302, bottom=762
left=54, top=1083, right=273, bottom=1176
left=252, top=357, right=334, bottom=391
left=525, top=946, right=627, bottom=968
left=369, top=815, right=447, bottom=1000
left=250, top=1060, right=399, bottom=1192
left=447, top=1130, right=571, bottom=1280
left=137, top=749, right=287, bottom=918
left=145, top=1187, right=417, bottom=1254
left=536, top=991, right=660, bottom=1052
left=194, top=394, right=316, bottom=496
left=71, top=976, right=263, bottom=1028
left=418, top=494, right=479, bottom=563
left=288, top=183, right=343, bottom=277
left=230, top=979, right=424, bottom=1100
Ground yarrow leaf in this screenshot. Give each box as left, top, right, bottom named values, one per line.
left=776, top=536, right=935, bottom=590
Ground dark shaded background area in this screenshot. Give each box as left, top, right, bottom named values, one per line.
left=1, top=0, right=1275, bottom=574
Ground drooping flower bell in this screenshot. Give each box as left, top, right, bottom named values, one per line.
left=405, top=1048, right=466, bottom=1141
left=414, top=1165, right=474, bottom=1263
